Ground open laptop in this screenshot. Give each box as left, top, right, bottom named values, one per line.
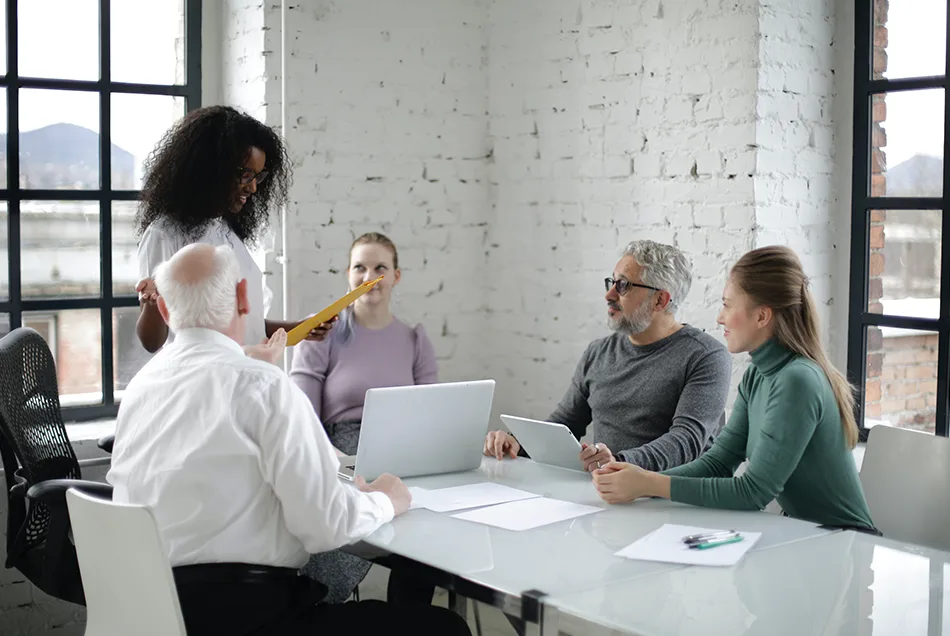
left=499, top=414, right=585, bottom=472
left=338, top=379, right=495, bottom=481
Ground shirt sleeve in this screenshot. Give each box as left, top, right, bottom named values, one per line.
left=667, top=364, right=823, bottom=511
left=412, top=323, right=439, bottom=385
left=617, top=346, right=732, bottom=471
left=137, top=222, right=179, bottom=281
left=288, top=338, right=331, bottom=419
left=548, top=343, right=595, bottom=440
left=252, top=373, right=394, bottom=554
left=663, top=373, right=751, bottom=479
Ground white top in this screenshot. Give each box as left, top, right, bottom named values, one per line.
left=106, top=328, right=394, bottom=569
left=137, top=218, right=272, bottom=347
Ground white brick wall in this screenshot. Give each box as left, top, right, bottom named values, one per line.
left=485, top=0, right=761, bottom=417
left=281, top=0, right=491, bottom=383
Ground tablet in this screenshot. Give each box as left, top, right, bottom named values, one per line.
left=499, top=414, right=585, bottom=472
left=286, top=276, right=383, bottom=346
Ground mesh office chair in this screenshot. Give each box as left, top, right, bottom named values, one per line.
left=0, top=327, right=113, bottom=605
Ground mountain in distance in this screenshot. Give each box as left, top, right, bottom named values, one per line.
left=0, top=123, right=135, bottom=189
left=886, top=153, right=942, bottom=197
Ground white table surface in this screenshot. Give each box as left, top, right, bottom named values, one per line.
left=547, top=529, right=950, bottom=636
left=358, top=457, right=833, bottom=600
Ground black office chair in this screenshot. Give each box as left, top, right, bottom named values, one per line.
left=0, top=328, right=113, bottom=606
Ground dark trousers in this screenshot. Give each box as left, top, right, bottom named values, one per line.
left=387, top=567, right=525, bottom=635
left=173, top=563, right=471, bottom=636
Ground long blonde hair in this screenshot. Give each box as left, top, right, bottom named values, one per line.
left=730, top=246, right=859, bottom=448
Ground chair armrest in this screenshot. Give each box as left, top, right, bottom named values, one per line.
left=97, top=434, right=115, bottom=454
left=26, top=479, right=113, bottom=504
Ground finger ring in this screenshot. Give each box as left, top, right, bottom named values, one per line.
left=592, top=443, right=600, bottom=453
left=596, top=461, right=602, bottom=469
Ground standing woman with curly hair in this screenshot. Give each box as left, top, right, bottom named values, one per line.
left=134, top=106, right=332, bottom=356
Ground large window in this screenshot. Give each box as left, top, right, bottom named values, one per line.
left=849, top=0, right=950, bottom=438
left=0, top=0, right=201, bottom=420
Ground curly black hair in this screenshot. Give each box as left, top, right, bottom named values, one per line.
left=135, top=105, right=292, bottom=245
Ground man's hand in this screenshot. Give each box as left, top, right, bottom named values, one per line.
left=580, top=442, right=615, bottom=473
left=135, top=278, right=159, bottom=304
left=355, top=473, right=411, bottom=516
left=243, top=329, right=287, bottom=365
left=483, top=430, right=520, bottom=460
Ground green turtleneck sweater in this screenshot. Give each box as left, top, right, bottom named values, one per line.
left=663, top=339, right=874, bottom=529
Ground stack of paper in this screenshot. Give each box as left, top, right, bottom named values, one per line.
left=615, top=524, right=761, bottom=567
left=407, top=482, right=540, bottom=512
left=451, top=497, right=602, bottom=531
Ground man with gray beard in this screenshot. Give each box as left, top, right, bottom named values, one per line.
left=485, top=240, right=732, bottom=472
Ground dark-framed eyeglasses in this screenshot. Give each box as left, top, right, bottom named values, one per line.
left=604, top=277, right=660, bottom=296
left=237, top=167, right=269, bottom=185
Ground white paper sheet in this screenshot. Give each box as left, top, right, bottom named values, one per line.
left=451, top=497, right=602, bottom=531
left=408, top=487, right=433, bottom=510
left=409, top=482, right=541, bottom=513
left=615, top=524, right=761, bottom=567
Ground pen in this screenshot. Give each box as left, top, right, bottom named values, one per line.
left=682, top=530, right=737, bottom=544
left=689, top=535, right=744, bottom=550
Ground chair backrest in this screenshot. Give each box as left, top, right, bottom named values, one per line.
left=0, top=328, right=80, bottom=566
left=860, top=425, right=950, bottom=551
left=66, top=489, right=186, bottom=636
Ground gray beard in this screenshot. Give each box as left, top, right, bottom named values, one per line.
left=607, top=299, right=653, bottom=336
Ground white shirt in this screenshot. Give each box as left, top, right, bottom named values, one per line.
left=106, top=328, right=394, bottom=569
left=137, top=219, right=272, bottom=347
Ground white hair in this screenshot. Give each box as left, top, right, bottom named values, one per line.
left=622, top=240, right=692, bottom=315
left=154, top=245, right=241, bottom=332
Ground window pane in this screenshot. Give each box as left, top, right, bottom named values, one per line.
left=0, top=202, right=7, bottom=301
left=112, top=201, right=138, bottom=297
left=874, top=0, right=947, bottom=80
left=18, top=0, right=98, bottom=80
left=865, top=326, right=938, bottom=433
left=113, top=307, right=150, bottom=393
left=0, top=314, right=8, bottom=339
left=870, top=90, right=944, bottom=198
left=112, top=0, right=186, bottom=85
left=21, top=201, right=99, bottom=299
left=24, top=309, right=102, bottom=406
left=0, top=89, right=7, bottom=189
left=111, top=94, right=185, bottom=189
left=867, top=209, right=940, bottom=318
left=0, top=2, right=6, bottom=75
left=19, top=89, right=100, bottom=190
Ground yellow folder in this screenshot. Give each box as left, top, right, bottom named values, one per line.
left=285, top=276, right=384, bottom=346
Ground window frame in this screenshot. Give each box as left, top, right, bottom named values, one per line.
left=0, top=0, right=202, bottom=421
left=848, top=0, right=950, bottom=439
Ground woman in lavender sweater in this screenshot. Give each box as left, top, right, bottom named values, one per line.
left=290, top=231, right=438, bottom=453
left=291, top=232, right=438, bottom=602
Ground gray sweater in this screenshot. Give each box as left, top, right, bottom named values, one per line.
left=549, top=326, right=732, bottom=471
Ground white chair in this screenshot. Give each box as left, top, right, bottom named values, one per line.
left=66, top=488, right=186, bottom=636
left=860, top=425, right=950, bottom=551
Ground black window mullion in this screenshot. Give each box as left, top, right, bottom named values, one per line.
left=99, top=0, right=114, bottom=405
left=936, top=2, right=950, bottom=438
left=6, top=0, right=19, bottom=331
left=848, top=0, right=873, bottom=438
left=185, top=0, right=202, bottom=111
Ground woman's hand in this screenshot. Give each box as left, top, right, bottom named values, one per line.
left=135, top=278, right=159, bottom=304
left=592, top=462, right=668, bottom=504
left=299, top=315, right=339, bottom=342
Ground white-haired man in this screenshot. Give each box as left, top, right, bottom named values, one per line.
left=107, top=243, right=470, bottom=636
left=485, top=239, right=732, bottom=473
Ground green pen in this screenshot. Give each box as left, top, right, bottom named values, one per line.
left=690, top=535, right=744, bottom=550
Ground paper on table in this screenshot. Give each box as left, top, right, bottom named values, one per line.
left=408, top=487, right=433, bottom=510
left=616, top=524, right=761, bottom=567
left=451, top=497, right=602, bottom=531
left=412, top=482, right=540, bottom=513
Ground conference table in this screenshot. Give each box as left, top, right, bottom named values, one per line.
left=346, top=457, right=950, bottom=636
left=349, top=458, right=950, bottom=635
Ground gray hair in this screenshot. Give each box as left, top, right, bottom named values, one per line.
left=154, top=245, right=241, bottom=332
left=622, top=240, right=692, bottom=315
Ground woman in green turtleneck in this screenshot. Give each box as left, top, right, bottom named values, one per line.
left=593, top=246, right=876, bottom=531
